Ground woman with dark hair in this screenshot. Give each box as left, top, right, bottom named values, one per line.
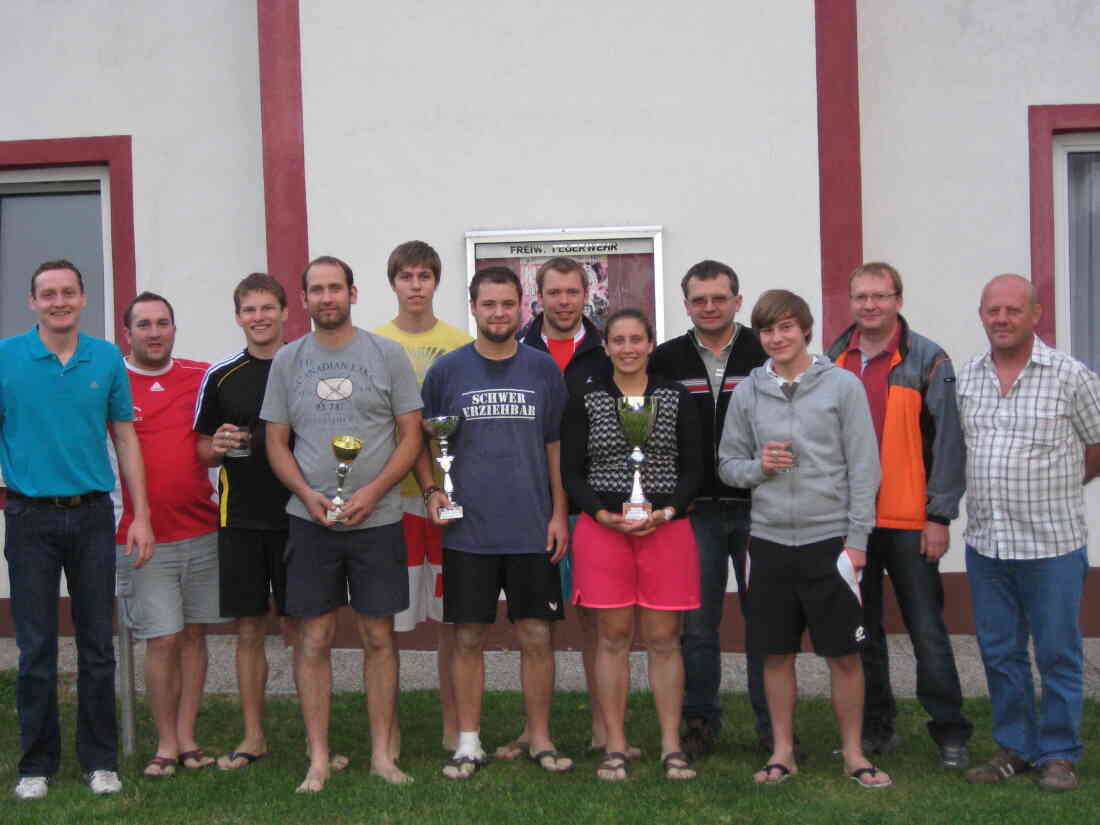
left=562, top=308, right=703, bottom=781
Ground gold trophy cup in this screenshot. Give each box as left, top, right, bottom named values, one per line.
left=326, top=435, right=364, bottom=522
left=617, top=396, right=660, bottom=521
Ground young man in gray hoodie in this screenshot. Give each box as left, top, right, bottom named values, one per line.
left=718, top=290, right=889, bottom=788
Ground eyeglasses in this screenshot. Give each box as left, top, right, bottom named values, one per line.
left=688, top=295, right=733, bottom=309
left=849, top=292, right=898, bottom=304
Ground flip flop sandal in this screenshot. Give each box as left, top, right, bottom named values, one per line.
left=528, top=749, right=575, bottom=773
left=178, top=749, right=214, bottom=770
left=755, top=763, right=793, bottom=784
left=662, top=751, right=696, bottom=780
left=596, top=752, right=629, bottom=782
left=849, top=765, right=892, bottom=788
left=442, top=755, right=485, bottom=780
left=143, top=755, right=177, bottom=778
left=218, top=751, right=267, bottom=770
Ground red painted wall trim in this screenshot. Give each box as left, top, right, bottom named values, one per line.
left=5, top=573, right=1100, bottom=641
left=1028, top=104, right=1100, bottom=347
left=814, top=0, right=863, bottom=344
left=0, top=136, right=136, bottom=346
left=257, top=0, right=310, bottom=340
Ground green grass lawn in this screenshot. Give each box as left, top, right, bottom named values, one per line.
left=0, top=670, right=1096, bottom=824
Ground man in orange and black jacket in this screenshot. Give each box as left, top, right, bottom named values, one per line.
left=828, top=261, right=972, bottom=770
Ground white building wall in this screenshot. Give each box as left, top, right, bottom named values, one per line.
left=299, top=0, right=824, bottom=338
left=858, top=0, right=1100, bottom=571
left=0, top=1, right=268, bottom=598
left=1, top=0, right=267, bottom=363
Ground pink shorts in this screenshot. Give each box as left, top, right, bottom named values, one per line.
left=571, top=513, right=700, bottom=610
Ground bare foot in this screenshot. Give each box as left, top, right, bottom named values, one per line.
left=217, top=741, right=268, bottom=771
left=371, top=761, right=413, bottom=785
left=596, top=752, right=628, bottom=782
left=754, top=747, right=798, bottom=784
left=295, top=766, right=329, bottom=794
left=662, top=751, right=697, bottom=781
left=144, top=755, right=177, bottom=778
left=442, top=755, right=484, bottom=780
left=753, top=762, right=796, bottom=784
left=494, top=739, right=530, bottom=760
left=178, top=748, right=215, bottom=770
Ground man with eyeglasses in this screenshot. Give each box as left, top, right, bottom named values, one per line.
left=651, top=259, right=770, bottom=757
left=827, top=262, right=972, bottom=769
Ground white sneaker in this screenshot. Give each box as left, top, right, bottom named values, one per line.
left=86, top=770, right=122, bottom=795
left=15, top=776, right=48, bottom=800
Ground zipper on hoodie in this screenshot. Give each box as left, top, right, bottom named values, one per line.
left=785, top=389, right=797, bottom=543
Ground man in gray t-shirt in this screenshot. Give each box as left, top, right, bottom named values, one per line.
left=262, top=256, right=423, bottom=792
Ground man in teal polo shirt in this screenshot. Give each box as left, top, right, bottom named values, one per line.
left=0, top=259, right=154, bottom=801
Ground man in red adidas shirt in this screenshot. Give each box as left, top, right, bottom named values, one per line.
left=115, top=292, right=221, bottom=777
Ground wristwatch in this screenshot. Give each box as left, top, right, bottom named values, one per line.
left=422, top=486, right=442, bottom=505
left=662, top=506, right=676, bottom=522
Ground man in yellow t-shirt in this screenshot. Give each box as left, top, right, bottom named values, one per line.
left=374, top=240, right=471, bottom=751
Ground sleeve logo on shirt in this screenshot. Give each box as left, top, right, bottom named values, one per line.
left=462, top=389, right=536, bottom=421
left=317, top=377, right=353, bottom=401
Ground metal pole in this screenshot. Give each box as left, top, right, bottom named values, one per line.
left=117, top=601, right=136, bottom=756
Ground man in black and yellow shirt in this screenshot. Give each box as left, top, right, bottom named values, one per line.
left=193, top=273, right=294, bottom=771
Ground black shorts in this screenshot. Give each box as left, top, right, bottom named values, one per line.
left=218, top=527, right=289, bottom=618
left=284, top=516, right=409, bottom=618
left=442, top=548, right=565, bottom=625
left=744, top=536, right=865, bottom=658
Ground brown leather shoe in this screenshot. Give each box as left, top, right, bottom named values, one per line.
left=1037, top=758, right=1078, bottom=792
left=964, top=749, right=1031, bottom=784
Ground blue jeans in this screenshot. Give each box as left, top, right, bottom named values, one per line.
left=682, top=499, right=769, bottom=734
left=861, top=528, right=972, bottom=746
left=4, top=494, right=118, bottom=776
left=966, top=545, right=1088, bottom=764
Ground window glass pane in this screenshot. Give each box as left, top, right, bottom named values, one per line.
left=0, top=191, right=105, bottom=339
left=1069, top=151, right=1100, bottom=371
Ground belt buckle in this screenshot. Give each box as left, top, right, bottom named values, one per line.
left=56, top=495, right=82, bottom=508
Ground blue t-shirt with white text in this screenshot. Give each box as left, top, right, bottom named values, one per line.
left=421, top=342, right=566, bottom=555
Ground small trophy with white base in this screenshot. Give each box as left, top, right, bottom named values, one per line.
left=425, top=416, right=464, bottom=520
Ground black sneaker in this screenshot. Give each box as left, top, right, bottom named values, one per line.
left=939, top=743, right=969, bottom=770
left=682, top=721, right=717, bottom=758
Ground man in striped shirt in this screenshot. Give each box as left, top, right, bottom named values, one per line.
left=958, top=274, right=1100, bottom=793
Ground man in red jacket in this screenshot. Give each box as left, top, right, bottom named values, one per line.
left=827, top=262, right=971, bottom=769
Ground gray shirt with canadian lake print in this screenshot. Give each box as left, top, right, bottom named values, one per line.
left=260, top=329, right=422, bottom=530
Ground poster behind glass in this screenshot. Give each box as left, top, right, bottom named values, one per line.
left=466, top=230, right=662, bottom=339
